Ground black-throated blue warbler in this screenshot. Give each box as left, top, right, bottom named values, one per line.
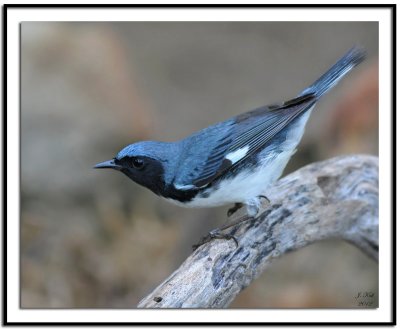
left=94, top=47, right=365, bottom=247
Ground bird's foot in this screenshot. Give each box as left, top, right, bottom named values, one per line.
left=227, top=202, right=243, bottom=217
left=192, top=214, right=255, bottom=250
left=192, top=229, right=239, bottom=251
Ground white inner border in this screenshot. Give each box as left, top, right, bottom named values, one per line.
left=6, top=6, right=393, bottom=324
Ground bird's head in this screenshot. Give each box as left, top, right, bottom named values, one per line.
left=94, top=141, right=175, bottom=195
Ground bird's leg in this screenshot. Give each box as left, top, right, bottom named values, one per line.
left=192, top=195, right=271, bottom=250
left=227, top=202, right=243, bottom=217
left=192, top=214, right=254, bottom=251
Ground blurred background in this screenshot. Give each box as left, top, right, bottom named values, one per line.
left=21, top=22, right=379, bottom=308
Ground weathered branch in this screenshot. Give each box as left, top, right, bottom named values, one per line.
left=138, top=155, right=378, bottom=308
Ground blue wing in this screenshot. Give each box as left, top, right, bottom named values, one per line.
left=173, top=93, right=316, bottom=189
left=193, top=94, right=316, bottom=187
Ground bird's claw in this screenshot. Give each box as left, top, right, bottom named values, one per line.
left=258, top=195, right=270, bottom=203
left=227, top=208, right=236, bottom=217
left=192, top=229, right=239, bottom=251
left=227, top=203, right=243, bottom=217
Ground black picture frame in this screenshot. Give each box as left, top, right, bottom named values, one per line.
left=3, top=3, right=396, bottom=326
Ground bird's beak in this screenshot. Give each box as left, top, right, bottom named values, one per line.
left=93, top=159, right=122, bottom=170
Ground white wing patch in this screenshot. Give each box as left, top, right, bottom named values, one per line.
left=225, top=145, right=249, bottom=164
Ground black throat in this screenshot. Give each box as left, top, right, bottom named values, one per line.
left=119, top=157, right=199, bottom=203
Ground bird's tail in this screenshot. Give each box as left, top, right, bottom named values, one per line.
left=299, top=47, right=366, bottom=99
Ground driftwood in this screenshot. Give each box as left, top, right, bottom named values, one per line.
left=138, top=155, right=378, bottom=308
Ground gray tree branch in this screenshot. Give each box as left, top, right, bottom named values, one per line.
left=138, top=155, right=378, bottom=308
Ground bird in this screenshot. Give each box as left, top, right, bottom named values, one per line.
left=94, top=47, right=365, bottom=247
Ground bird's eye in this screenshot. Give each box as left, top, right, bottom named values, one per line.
left=131, top=158, right=145, bottom=170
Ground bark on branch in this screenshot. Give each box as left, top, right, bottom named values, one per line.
left=138, top=155, right=378, bottom=308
